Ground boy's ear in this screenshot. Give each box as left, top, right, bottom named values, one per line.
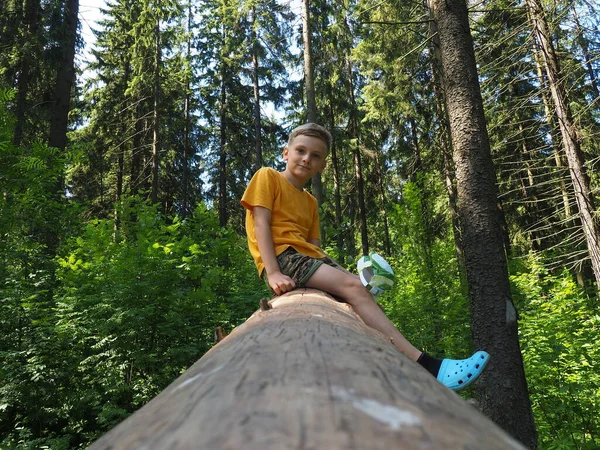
left=282, top=146, right=289, bottom=161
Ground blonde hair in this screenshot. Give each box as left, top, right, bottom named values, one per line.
left=287, top=123, right=332, bottom=153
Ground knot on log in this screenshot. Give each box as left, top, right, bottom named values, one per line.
left=259, top=297, right=272, bottom=311
left=214, top=326, right=227, bottom=343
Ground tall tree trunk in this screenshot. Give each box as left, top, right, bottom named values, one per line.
left=43, top=0, right=78, bottom=254
left=328, top=101, right=344, bottom=263
left=375, top=152, right=392, bottom=256
left=348, top=194, right=357, bottom=261
left=571, top=5, right=599, bottom=100
left=251, top=7, right=262, bottom=172
left=114, top=62, right=131, bottom=234
left=48, top=0, right=78, bottom=153
left=530, top=39, right=571, bottom=220
left=131, top=102, right=143, bottom=197
left=182, top=0, right=193, bottom=218
left=302, top=0, right=323, bottom=205
left=13, top=0, right=38, bottom=146
left=426, top=0, right=537, bottom=446
left=442, top=140, right=467, bottom=276
left=516, top=122, right=542, bottom=251
left=114, top=146, right=124, bottom=234
left=13, top=57, right=30, bottom=146
left=428, top=22, right=466, bottom=277
left=408, top=116, right=422, bottom=183
left=347, top=57, right=368, bottom=255
left=47, top=0, right=77, bottom=154
left=409, top=115, right=442, bottom=343
left=90, top=289, right=528, bottom=450
left=219, top=61, right=228, bottom=228
left=526, top=0, right=600, bottom=290
left=151, top=17, right=161, bottom=205
left=352, top=137, right=368, bottom=256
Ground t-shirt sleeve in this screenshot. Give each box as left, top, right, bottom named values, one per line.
left=241, top=168, right=276, bottom=211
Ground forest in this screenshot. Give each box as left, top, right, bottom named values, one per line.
left=0, top=0, right=599, bottom=448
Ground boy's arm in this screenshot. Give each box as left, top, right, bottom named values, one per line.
left=308, top=238, right=320, bottom=248
left=253, top=206, right=296, bottom=295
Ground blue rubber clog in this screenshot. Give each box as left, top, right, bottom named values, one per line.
left=437, top=350, right=490, bottom=391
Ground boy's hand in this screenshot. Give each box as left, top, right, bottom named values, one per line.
left=268, top=271, right=296, bottom=295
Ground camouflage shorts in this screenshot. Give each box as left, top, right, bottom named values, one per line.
left=262, top=247, right=343, bottom=291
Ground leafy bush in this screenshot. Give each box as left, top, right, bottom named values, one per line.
left=512, top=255, right=600, bottom=449
left=0, top=88, right=267, bottom=448
left=52, top=199, right=266, bottom=444
left=1, top=88, right=81, bottom=449
left=378, top=182, right=471, bottom=359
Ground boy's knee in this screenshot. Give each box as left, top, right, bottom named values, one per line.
left=340, top=276, right=372, bottom=303
left=336, top=273, right=361, bottom=290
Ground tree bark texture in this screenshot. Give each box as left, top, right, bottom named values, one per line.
left=426, top=0, right=537, bottom=447
left=428, top=18, right=466, bottom=276
left=90, top=289, right=527, bottom=450
left=526, top=0, right=600, bottom=290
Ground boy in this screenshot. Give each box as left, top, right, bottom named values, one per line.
left=241, top=123, right=489, bottom=391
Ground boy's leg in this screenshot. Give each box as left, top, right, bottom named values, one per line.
left=304, top=263, right=422, bottom=361
left=301, top=256, right=489, bottom=391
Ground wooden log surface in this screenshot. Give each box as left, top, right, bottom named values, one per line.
left=90, top=289, right=526, bottom=449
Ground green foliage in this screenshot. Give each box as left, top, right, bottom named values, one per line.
left=48, top=199, right=265, bottom=445
left=3, top=0, right=600, bottom=447
left=0, top=88, right=80, bottom=449
left=512, top=255, right=600, bottom=449
left=378, top=181, right=471, bottom=358
left=1, top=195, right=265, bottom=448
left=2, top=85, right=267, bottom=448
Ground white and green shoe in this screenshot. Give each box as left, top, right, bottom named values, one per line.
left=357, top=253, right=395, bottom=297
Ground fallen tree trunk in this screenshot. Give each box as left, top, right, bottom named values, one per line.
left=90, top=289, right=526, bottom=449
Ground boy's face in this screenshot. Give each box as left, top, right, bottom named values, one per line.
left=283, top=135, right=328, bottom=186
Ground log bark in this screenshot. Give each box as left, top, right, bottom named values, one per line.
left=90, top=289, right=526, bottom=450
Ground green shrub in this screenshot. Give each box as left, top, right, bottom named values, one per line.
left=512, top=255, right=600, bottom=449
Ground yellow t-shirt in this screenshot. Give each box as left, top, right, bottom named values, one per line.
left=241, top=167, right=324, bottom=275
